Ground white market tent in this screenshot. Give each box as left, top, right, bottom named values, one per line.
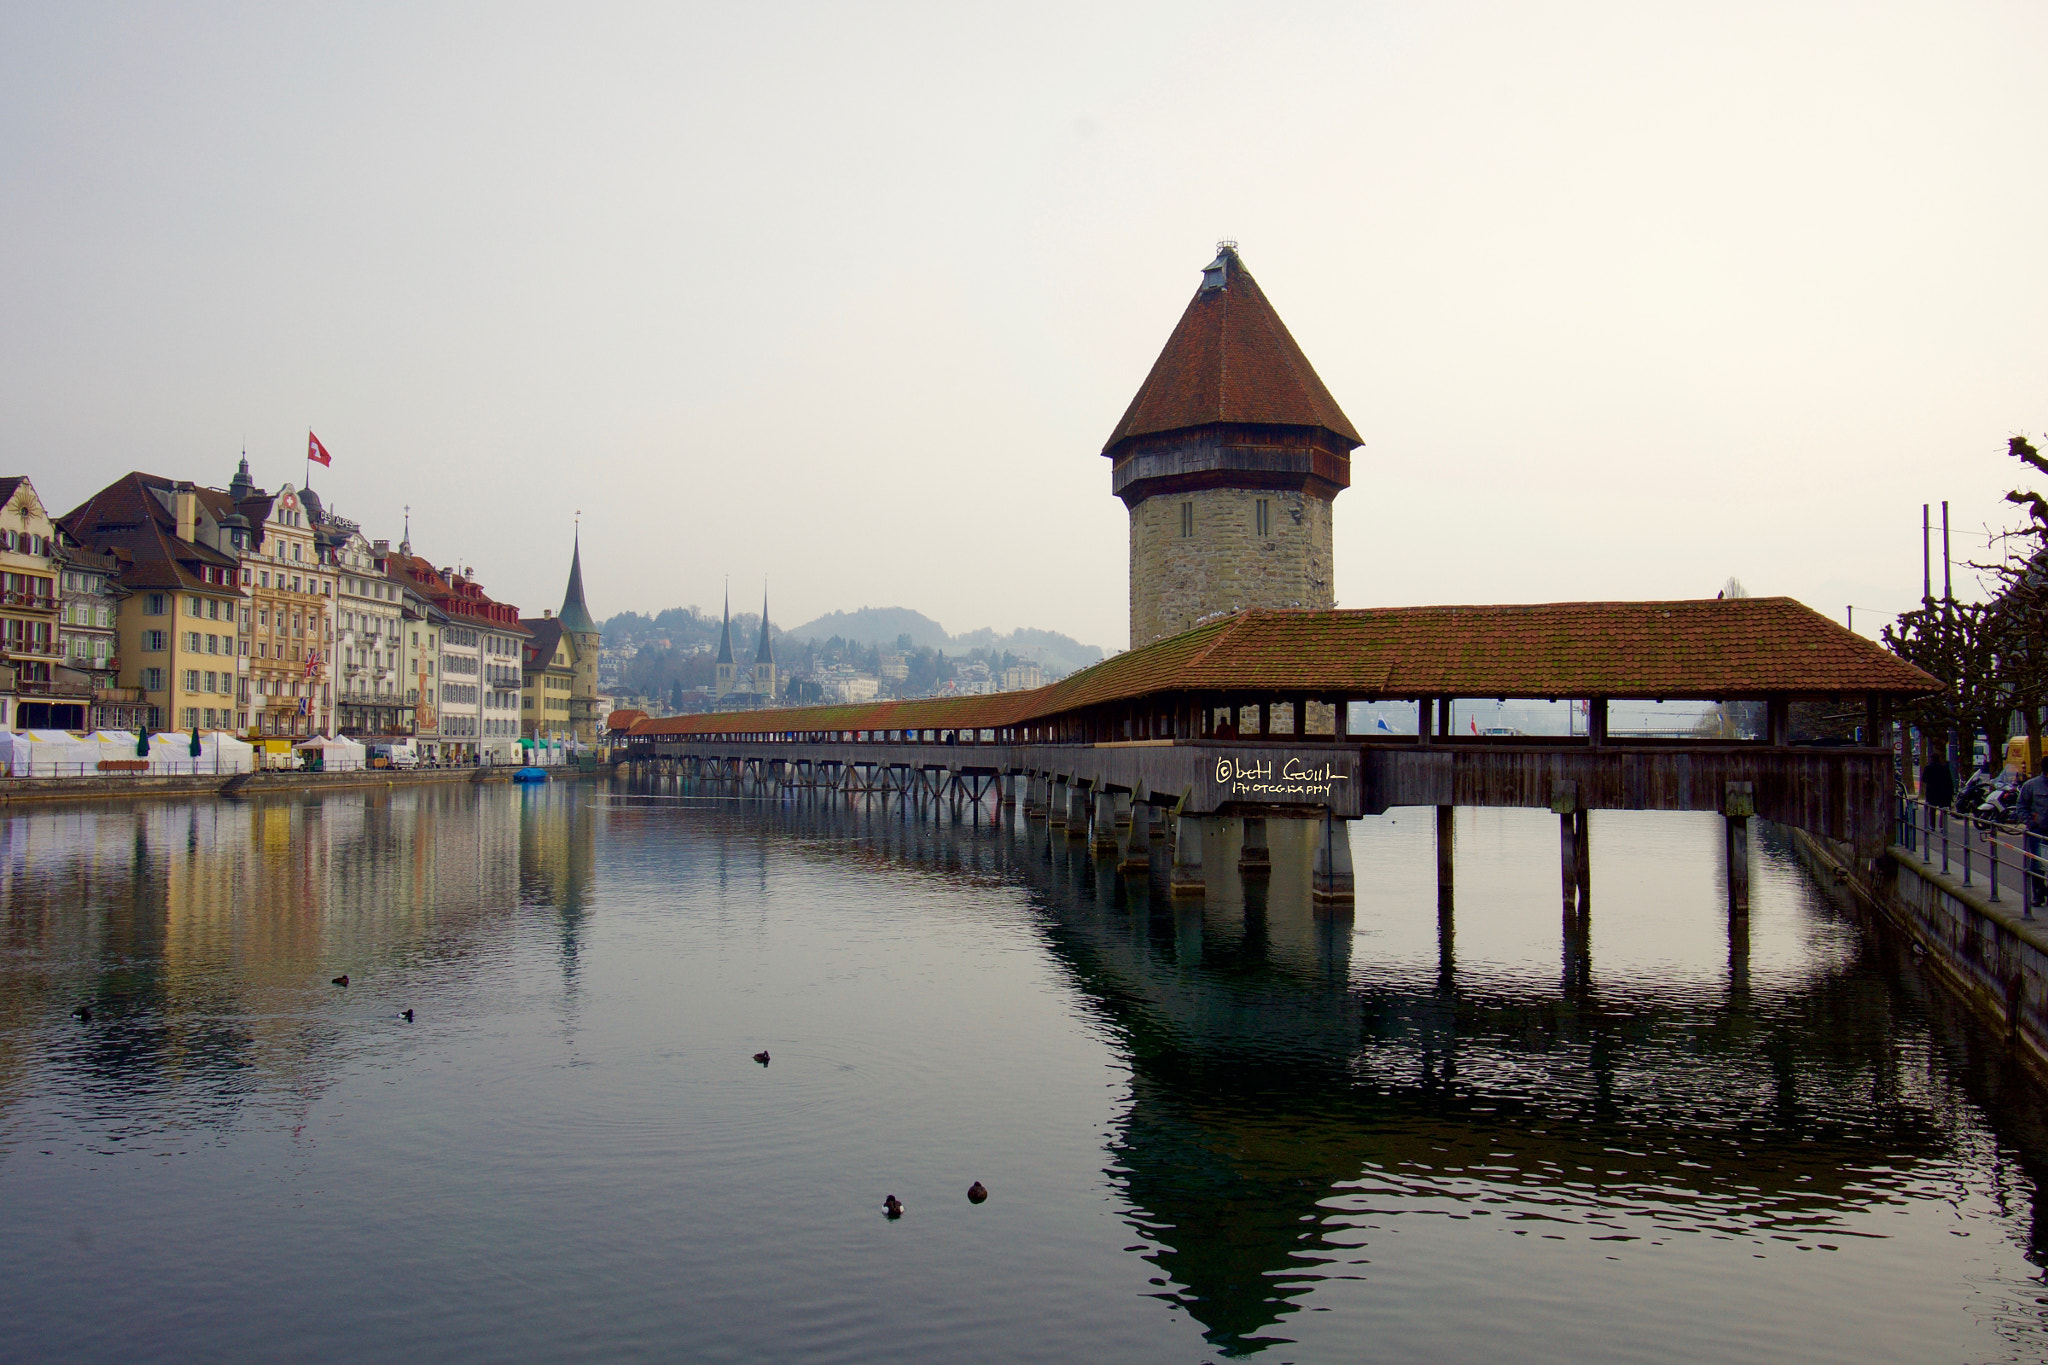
left=294, top=735, right=367, bottom=770
left=146, top=730, right=254, bottom=774
left=0, top=729, right=99, bottom=777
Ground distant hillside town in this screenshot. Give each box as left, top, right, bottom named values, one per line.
left=0, top=442, right=605, bottom=765
left=599, top=600, right=1104, bottom=718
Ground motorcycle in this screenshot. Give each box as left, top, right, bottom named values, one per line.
left=1957, top=769, right=2021, bottom=825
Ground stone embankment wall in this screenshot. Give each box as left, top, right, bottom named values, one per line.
left=1128, top=487, right=1333, bottom=648
left=1791, top=826, right=2048, bottom=1080
left=0, top=764, right=615, bottom=806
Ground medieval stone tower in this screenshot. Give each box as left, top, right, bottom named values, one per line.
left=556, top=530, right=602, bottom=743
left=1106, top=244, right=1361, bottom=649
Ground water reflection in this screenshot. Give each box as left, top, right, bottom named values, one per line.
left=0, top=786, right=591, bottom=1146
left=3, top=776, right=2047, bottom=1361
left=652, top=779, right=2048, bottom=1359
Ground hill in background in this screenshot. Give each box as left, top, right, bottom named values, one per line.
left=601, top=604, right=1105, bottom=679
left=779, top=607, right=1104, bottom=676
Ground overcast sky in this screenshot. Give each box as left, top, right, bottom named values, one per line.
left=4, top=2, right=2043, bottom=650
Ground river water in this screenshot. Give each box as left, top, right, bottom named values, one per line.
left=2, top=776, right=2046, bottom=1363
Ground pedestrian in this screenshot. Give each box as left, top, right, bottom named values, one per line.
left=1920, top=745, right=1956, bottom=812
left=2016, top=760, right=2048, bottom=912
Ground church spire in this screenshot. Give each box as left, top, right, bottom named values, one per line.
left=754, top=584, right=774, bottom=665
left=716, top=582, right=735, bottom=665
left=557, top=521, right=599, bottom=636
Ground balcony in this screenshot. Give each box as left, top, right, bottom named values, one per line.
left=13, top=678, right=93, bottom=699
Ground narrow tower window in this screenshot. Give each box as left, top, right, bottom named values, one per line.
left=1255, top=499, right=1270, bottom=537
left=1179, top=502, right=1193, bottom=538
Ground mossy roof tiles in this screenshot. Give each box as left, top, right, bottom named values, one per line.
left=629, top=597, right=1938, bottom=739
left=1103, top=247, right=1362, bottom=453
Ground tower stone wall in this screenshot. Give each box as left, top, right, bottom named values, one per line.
left=1129, top=487, right=1334, bottom=648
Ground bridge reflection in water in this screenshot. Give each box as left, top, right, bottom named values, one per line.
left=622, top=769, right=2048, bottom=1359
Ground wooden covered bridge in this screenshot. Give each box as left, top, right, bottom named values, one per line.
left=617, top=596, right=1937, bottom=907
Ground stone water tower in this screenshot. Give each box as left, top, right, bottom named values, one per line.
left=1106, top=244, right=1361, bottom=649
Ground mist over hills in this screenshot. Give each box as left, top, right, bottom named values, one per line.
left=602, top=604, right=1105, bottom=677
left=780, top=607, right=1105, bottom=675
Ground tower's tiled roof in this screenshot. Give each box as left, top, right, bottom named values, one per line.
left=1104, top=246, right=1362, bottom=454
left=558, top=535, right=598, bottom=636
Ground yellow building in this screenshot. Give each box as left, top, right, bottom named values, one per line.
left=61, top=473, right=248, bottom=733
left=0, top=478, right=76, bottom=728
left=230, top=481, right=336, bottom=738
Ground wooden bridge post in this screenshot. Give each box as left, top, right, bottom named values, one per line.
left=1312, top=809, right=1355, bottom=906
left=1239, top=816, right=1271, bottom=875
left=1112, top=790, right=1132, bottom=832
left=1551, top=780, right=1579, bottom=910
left=1170, top=806, right=1206, bottom=898
left=1435, top=804, right=1455, bottom=913
left=1725, top=781, right=1755, bottom=914
left=999, top=773, right=1016, bottom=809
left=1066, top=780, right=1090, bottom=840
left=1574, top=808, right=1591, bottom=910
left=1047, top=778, right=1067, bottom=831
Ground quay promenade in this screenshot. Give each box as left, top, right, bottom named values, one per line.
left=0, top=762, right=612, bottom=806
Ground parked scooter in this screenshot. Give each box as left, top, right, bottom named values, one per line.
left=1956, top=767, right=2021, bottom=824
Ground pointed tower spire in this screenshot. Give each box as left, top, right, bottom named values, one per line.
left=557, top=521, right=599, bottom=635
left=716, top=581, right=735, bottom=665
left=400, top=506, right=412, bottom=556
left=754, top=584, right=774, bottom=665
left=1105, top=244, right=1361, bottom=649
left=228, top=450, right=256, bottom=501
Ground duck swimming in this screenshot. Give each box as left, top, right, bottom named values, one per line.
left=752, top=1050, right=771, bottom=1065
left=71, top=1006, right=90, bottom=1022
left=967, top=1181, right=988, bottom=1204
left=331, top=975, right=349, bottom=987
left=883, top=1195, right=904, bottom=1218
left=402, top=1009, right=414, bottom=1022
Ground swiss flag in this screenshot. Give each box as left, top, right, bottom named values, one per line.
left=308, top=431, right=333, bottom=467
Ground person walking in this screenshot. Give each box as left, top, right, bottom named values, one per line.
left=2017, top=761, right=2048, bottom=915
left=1920, top=746, right=1957, bottom=811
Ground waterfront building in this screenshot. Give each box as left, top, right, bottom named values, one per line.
left=62, top=472, right=249, bottom=733
left=1107, top=243, right=1361, bottom=649
left=0, top=478, right=83, bottom=729
left=519, top=613, right=577, bottom=752
left=237, top=481, right=336, bottom=736
left=384, top=541, right=527, bottom=763
left=330, top=529, right=408, bottom=738
left=57, top=544, right=147, bottom=731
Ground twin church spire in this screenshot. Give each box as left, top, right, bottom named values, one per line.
left=715, top=581, right=775, bottom=703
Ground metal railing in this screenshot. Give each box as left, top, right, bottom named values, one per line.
left=1897, top=796, right=2044, bottom=919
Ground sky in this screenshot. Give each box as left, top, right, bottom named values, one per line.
left=4, top=2, right=2044, bottom=651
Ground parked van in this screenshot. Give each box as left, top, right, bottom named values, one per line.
left=369, top=740, right=419, bottom=770
left=2004, top=736, right=2037, bottom=779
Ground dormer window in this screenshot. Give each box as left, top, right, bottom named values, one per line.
left=1201, top=246, right=1232, bottom=291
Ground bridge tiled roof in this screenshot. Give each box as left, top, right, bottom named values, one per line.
left=1104, top=246, right=1362, bottom=454
left=627, top=597, right=1939, bottom=739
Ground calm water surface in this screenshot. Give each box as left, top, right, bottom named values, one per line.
left=2, top=777, right=2047, bottom=1362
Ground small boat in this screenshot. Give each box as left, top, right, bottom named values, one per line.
left=513, top=766, right=550, bottom=783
